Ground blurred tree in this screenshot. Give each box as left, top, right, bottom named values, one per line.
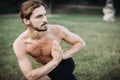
left=114, top=0, right=120, bottom=15
left=43, top=0, right=54, bottom=13
left=0, top=0, right=119, bottom=14
left=0, top=0, right=25, bottom=14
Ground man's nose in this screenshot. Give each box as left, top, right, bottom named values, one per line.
left=43, top=16, right=47, bottom=22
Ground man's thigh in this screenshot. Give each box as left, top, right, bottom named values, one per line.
left=38, top=75, right=51, bottom=80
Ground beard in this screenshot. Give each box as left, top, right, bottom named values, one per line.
left=30, top=21, right=48, bottom=32
left=34, top=25, right=47, bottom=32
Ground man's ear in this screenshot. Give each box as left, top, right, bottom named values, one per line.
left=23, top=18, right=30, bottom=25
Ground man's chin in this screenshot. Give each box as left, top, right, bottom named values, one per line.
left=34, top=28, right=47, bottom=32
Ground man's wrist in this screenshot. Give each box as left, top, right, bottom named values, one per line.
left=61, top=53, right=64, bottom=60
left=52, top=58, right=61, bottom=65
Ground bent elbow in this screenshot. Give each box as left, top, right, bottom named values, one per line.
left=26, top=73, right=39, bottom=80
left=26, top=72, right=44, bottom=80
left=79, top=39, right=86, bottom=49
left=26, top=74, right=36, bottom=80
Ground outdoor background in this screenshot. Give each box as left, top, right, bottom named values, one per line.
left=0, top=0, right=120, bottom=80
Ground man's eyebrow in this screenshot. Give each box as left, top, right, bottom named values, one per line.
left=35, top=13, right=47, bottom=18
left=35, top=14, right=43, bottom=18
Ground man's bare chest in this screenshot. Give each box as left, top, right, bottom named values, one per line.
left=25, top=38, right=53, bottom=64
left=26, top=38, right=52, bottom=57
left=24, top=31, right=62, bottom=63
left=25, top=35, right=61, bottom=56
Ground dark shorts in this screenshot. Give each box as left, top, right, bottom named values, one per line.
left=48, top=58, right=77, bottom=80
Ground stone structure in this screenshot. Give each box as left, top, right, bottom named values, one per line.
left=103, top=0, right=116, bottom=22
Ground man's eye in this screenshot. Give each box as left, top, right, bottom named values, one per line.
left=36, top=15, right=42, bottom=18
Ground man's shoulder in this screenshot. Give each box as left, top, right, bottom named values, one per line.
left=48, top=24, right=65, bottom=32
left=13, top=31, right=27, bottom=56
left=13, top=31, right=27, bottom=48
left=48, top=24, right=68, bottom=38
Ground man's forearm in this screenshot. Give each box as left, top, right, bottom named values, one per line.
left=27, top=59, right=59, bottom=80
left=63, top=41, right=86, bottom=59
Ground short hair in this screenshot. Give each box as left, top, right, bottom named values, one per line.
left=19, top=0, right=45, bottom=20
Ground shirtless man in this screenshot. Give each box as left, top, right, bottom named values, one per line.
left=13, top=0, right=86, bottom=80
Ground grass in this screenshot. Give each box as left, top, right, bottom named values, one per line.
left=0, top=14, right=120, bottom=80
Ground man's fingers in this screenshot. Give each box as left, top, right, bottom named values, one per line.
left=51, top=40, right=62, bottom=58
left=52, top=40, right=60, bottom=52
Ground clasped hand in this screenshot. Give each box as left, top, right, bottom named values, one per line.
left=51, top=40, right=63, bottom=63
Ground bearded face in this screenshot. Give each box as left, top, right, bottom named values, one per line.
left=30, top=21, right=48, bottom=32
left=28, top=6, right=48, bottom=32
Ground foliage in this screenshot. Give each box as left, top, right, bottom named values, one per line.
left=0, top=0, right=24, bottom=14
left=0, top=0, right=120, bottom=14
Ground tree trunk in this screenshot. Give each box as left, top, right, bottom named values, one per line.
left=47, top=0, right=54, bottom=14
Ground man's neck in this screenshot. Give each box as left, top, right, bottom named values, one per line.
left=27, top=28, right=47, bottom=39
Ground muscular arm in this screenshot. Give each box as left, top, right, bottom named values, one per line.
left=13, top=40, right=62, bottom=80
left=55, top=25, right=86, bottom=59
left=63, top=32, right=86, bottom=59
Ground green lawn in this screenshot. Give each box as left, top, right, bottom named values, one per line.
left=0, top=14, right=120, bottom=80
